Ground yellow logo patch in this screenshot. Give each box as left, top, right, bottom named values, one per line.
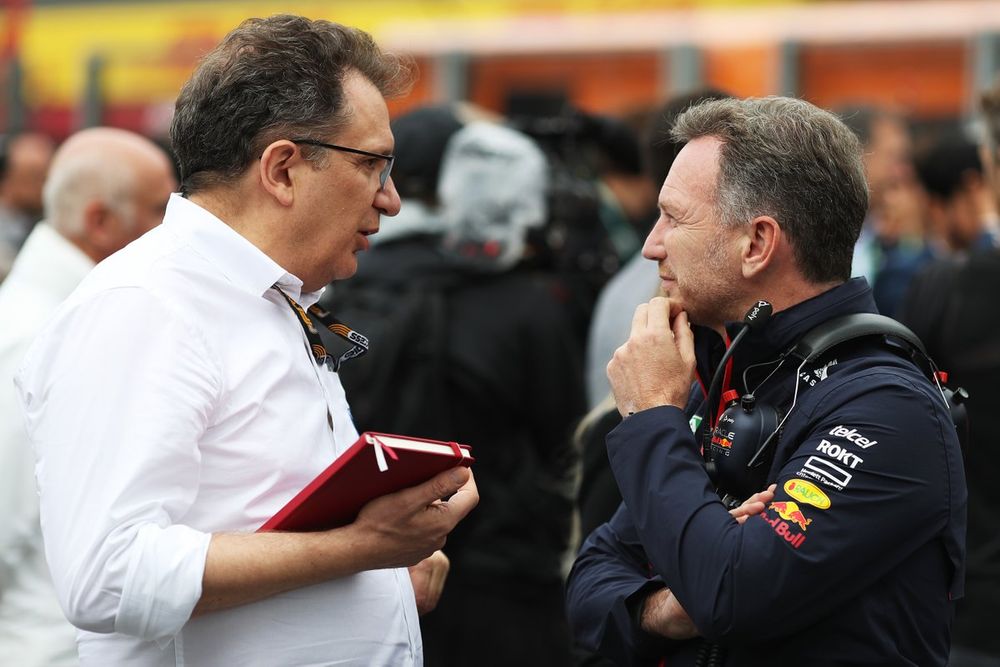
left=784, top=479, right=831, bottom=509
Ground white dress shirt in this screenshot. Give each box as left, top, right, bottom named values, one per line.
left=0, top=222, right=91, bottom=667
left=15, top=195, right=422, bottom=666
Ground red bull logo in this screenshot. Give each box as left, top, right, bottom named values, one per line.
left=759, top=508, right=807, bottom=549
left=768, top=501, right=812, bottom=531
left=711, top=434, right=733, bottom=449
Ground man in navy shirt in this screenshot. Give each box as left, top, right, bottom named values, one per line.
left=566, top=96, right=966, bottom=666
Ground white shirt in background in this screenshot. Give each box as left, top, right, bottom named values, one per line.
left=0, top=222, right=92, bottom=667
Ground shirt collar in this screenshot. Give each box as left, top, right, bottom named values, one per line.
left=693, top=278, right=878, bottom=380
left=161, top=194, right=317, bottom=304
left=736, top=277, right=877, bottom=357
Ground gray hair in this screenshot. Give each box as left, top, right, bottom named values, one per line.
left=42, top=151, right=136, bottom=237
left=170, top=14, right=413, bottom=195
left=672, top=96, right=868, bottom=283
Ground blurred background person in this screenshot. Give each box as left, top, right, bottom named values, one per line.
left=326, top=120, right=585, bottom=667
left=0, top=132, right=56, bottom=282
left=584, top=88, right=731, bottom=409
left=0, top=127, right=175, bottom=667
left=898, top=85, right=1000, bottom=667
left=915, top=131, right=998, bottom=255
left=840, top=105, right=934, bottom=318
left=365, top=104, right=463, bottom=249
left=509, top=102, right=651, bottom=349
left=320, top=103, right=465, bottom=437
left=585, top=112, right=656, bottom=263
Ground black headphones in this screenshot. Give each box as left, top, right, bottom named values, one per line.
left=703, top=306, right=969, bottom=506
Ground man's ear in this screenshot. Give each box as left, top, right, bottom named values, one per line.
left=258, top=140, right=300, bottom=207
left=79, top=199, right=122, bottom=259
left=741, top=215, right=781, bottom=279
left=81, top=199, right=115, bottom=240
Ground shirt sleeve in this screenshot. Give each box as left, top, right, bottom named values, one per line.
left=0, top=331, right=39, bottom=593
left=605, top=369, right=959, bottom=642
left=565, top=503, right=677, bottom=667
left=14, top=286, right=220, bottom=641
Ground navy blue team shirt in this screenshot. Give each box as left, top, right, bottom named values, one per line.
left=565, top=278, right=967, bottom=666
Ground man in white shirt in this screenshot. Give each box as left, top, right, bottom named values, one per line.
left=14, top=15, right=478, bottom=667
left=0, top=132, right=55, bottom=282
left=0, top=127, right=175, bottom=667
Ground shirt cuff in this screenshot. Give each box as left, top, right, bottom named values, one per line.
left=116, top=523, right=212, bottom=643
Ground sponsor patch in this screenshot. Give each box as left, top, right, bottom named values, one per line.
left=712, top=435, right=733, bottom=450
left=689, top=414, right=702, bottom=434
left=768, top=501, right=811, bottom=530
left=815, top=439, right=863, bottom=469
left=814, top=359, right=838, bottom=381
left=758, top=508, right=807, bottom=549
left=828, top=424, right=878, bottom=449
left=783, top=479, right=831, bottom=509
left=798, top=456, right=853, bottom=490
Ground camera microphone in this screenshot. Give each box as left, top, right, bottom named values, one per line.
left=702, top=300, right=773, bottom=462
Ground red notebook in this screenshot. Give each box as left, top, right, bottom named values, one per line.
left=258, top=432, right=474, bottom=532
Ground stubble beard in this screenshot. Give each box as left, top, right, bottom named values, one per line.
left=679, top=235, right=742, bottom=328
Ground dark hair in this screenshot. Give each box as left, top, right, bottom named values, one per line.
left=915, top=132, right=982, bottom=200
left=672, top=96, right=868, bottom=283
left=170, top=15, right=413, bottom=195
left=389, top=105, right=463, bottom=204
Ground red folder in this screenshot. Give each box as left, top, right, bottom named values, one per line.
left=258, top=432, right=474, bottom=532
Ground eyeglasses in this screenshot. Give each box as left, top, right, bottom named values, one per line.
left=290, top=138, right=395, bottom=190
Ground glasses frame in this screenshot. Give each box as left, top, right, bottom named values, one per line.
left=290, top=138, right=394, bottom=190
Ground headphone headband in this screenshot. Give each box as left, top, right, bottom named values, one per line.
left=788, top=313, right=928, bottom=364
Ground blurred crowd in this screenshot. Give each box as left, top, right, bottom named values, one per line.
left=1, top=75, right=999, bottom=665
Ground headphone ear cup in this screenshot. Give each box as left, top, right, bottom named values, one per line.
left=711, top=398, right=781, bottom=500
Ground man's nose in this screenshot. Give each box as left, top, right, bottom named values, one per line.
left=375, top=176, right=402, bottom=216
left=642, top=218, right=666, bottom=260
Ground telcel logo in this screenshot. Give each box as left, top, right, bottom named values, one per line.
left=828, top=425, right=878, bottom=449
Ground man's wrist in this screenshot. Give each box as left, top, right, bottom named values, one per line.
left=630, top=583, right=667, bottom=635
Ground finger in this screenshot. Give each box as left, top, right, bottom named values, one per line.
left=647, top=297, right=671, bottom=334
left=667, top=298, right=685, bottom=321
left=730, top=499, right=765, bottom=518
left=606, top=352, right=632, bottom=417
left=441, top=469, right=479, bottom=521
left=400, top=466, right=472, bottom=509
left=630, top=302, right=648, bottom=337
left=746, top=485, right=777, bottom=505
left=730, top=500, right=757, bottom=517
left=429, top=551, right=450, bottom=592
left=673, top=311, right=696, bottom=367
left=732, top=501, right=765, bottom=524
left=743, top=500, right=766, bottom=514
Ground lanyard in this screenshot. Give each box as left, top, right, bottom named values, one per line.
left=694, top=331, right=734, bottom=430
left=272, top=284, right=369, bottom=372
